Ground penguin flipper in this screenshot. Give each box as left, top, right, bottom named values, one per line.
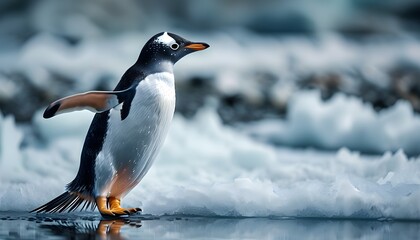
left=43, top=87, right=134, bottom=119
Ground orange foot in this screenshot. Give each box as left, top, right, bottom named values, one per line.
left=96, top=196, right=142, bottom=217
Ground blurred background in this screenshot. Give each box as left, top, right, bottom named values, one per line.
left=0, top=0, right=420, bottom=218
left=0, top=0, right=419, bottom=154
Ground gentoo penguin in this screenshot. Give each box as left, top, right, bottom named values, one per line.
left=31, top=32, right=209, bottom=216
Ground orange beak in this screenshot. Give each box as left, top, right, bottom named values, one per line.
left=185, top=42, right=209, bottom=51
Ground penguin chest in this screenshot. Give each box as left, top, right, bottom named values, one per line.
left=94, top=72, right=175, bottom=195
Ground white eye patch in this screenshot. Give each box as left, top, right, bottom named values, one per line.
left=155, top=32, right=176, bottom=47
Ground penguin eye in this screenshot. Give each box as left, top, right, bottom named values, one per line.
left=170, top=43, right=179, bottom=50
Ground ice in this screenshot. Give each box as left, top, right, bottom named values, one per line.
left=0, top=114, right=24, bottom=180
left=244, top=90, right=420, bottom=155
left=0, top=101, right=419, bottom=219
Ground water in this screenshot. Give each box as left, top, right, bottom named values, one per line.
left=1, top=212, right=419, bottom=239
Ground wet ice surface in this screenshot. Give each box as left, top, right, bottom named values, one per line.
left=1, top=212, right=419, bottom=240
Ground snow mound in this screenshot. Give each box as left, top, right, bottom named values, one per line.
left=244, top=90, right=420, bottom=155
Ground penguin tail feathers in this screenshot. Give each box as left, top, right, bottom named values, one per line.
left=30, top=192, right=96, bottom=213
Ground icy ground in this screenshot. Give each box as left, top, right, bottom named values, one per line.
left=0, top=99, right=419, bottom=219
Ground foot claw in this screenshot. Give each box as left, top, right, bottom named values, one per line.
left=126, top=208, right=142, bottom=214
left=99, top=209, right=115, bottom=217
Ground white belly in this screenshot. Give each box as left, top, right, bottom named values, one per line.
left=94, top=72, right=175, bottom=197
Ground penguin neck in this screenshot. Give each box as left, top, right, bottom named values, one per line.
left=136, top=51, right=174, bottom=75
left=135, top=60, right=173, bottom=75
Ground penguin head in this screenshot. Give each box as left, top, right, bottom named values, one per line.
left=137, top=32, right=209, bottom=69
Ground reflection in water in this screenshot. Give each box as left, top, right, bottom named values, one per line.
left=0, top=212, right=419, bottom=239
left=39, top=217, right=142, bottom=240
left=96, top=219, right=141, bottom=239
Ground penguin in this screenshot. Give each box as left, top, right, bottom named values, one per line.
left=31, top=32, right=209, bottom=217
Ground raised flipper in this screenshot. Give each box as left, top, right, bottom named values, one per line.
left=43, top=86, right=135, bottom=119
